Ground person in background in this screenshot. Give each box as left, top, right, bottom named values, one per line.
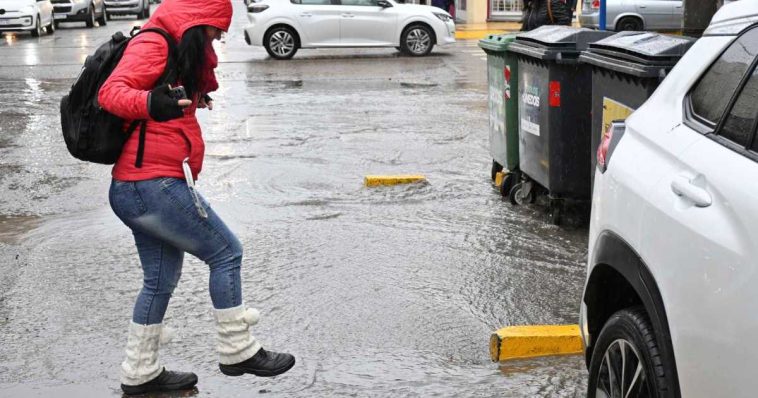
left=521, top=0, right=575, bottom=31
left=98, top=0, right=296, bottom=395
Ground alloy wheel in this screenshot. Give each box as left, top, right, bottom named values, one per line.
left=595, top=339, right=652, bottom=398
left=405, top=28, right=431, bottom=55
left=269, top=30, right=295, bottom=57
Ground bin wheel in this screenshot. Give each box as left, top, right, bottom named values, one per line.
left=549, top=204, right=562, bottom=225
left=491, top=160, right=503, bottom=182
left=509, top=182, right=533, bottom=206
left=499, top=171, right=517, bottom=197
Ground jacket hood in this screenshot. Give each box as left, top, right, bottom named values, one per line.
left=142, top=0, right=233, bottom=41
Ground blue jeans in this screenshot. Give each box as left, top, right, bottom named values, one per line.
left=109, top=178, right=243, bottom=325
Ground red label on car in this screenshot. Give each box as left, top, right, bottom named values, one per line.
left=549, top=81, right=561, bottom=107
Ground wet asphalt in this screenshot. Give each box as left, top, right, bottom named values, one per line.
left=0, top=2, right=589, bottom=397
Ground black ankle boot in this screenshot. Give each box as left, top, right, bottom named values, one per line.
left=219, top=348, right=296, bottom=377
left=121, top=368, right=198, bottom=395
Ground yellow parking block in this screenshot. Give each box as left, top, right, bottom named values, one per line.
left=494, top=171, right=505, bottom=187
left=489, top=325, right=583, bottom=362
left=364, top=175, right=427, bottom=187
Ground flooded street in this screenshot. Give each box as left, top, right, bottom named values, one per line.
left=0, top=2, right=589, bottom=396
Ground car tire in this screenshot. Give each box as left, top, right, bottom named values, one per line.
left=47, top=18, right=55, bottom=34
left=587, top=307, right=671, bottom=398
left=85, top=5, right=95, bottom=28
left=106, top=12, right=112, bottom=20
left=31, top=16, right=42, bottom=37
left=53, top=20, right=60, bottom=29
left=616, top=16, right=643, bottom=31
left=97, top=7, right=107, bottom=25
left=144, top=0, right=151, bottom=18
left=400, top=24, right=434, bottom=57
left=264, top=26, right=298, bottom=60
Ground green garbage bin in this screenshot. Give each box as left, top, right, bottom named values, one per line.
left=479, top=33, right=521, bottom=196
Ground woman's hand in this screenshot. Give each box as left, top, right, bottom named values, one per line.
left=148, top=84, right=192, bottom=121
left=198, top=94, right=214, bottom=110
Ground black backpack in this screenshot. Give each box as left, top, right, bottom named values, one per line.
left=60, top=27, right=177, bottom=167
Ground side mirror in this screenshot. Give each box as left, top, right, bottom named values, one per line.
left=377, top=0, right=392, bottom=7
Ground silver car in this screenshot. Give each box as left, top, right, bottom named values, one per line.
left=579, top=0, right=683, bottom=31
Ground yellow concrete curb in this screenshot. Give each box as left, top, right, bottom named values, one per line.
left=455, top=30, right=512, bottom=40
left=489, top=325, right=583, bottom=362
left=364, top=175, right=427, bottom=187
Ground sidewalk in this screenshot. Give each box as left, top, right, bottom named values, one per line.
left=454, top=22, right=522, bottom=40
left=454, top=21, right=583, bottom=40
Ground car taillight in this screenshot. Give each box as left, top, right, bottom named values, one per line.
left=597, top=121, right=625, bottom=173
left=597, top=125, right=612, bottom=172
left=592, top=0, right=600, bottom=9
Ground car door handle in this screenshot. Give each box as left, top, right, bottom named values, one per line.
left=670, top=175, right=712, bottom=208
left=341, top=13, right=354, bottom=17
left=300, top=12, right=312, bottom=17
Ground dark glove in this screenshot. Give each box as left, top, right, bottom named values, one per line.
left=148, top=84, right=186, bottom=122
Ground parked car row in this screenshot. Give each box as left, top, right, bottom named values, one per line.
left=0, top=0, right=151, bottom=36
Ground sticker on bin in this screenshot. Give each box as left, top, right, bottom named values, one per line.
left=522, top=118, right=540, bottom=136
left=504, top=66, right=511, bottom=83
left=549, top=81, right=561, bottom=107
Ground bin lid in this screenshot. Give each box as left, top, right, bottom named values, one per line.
left=478, top=33, right=518, bottom=52
left=588, top=32, right=695, bottom=64
left=509, top=26, right=614, bottom=62
left=579, top=32, right=695, bottom=77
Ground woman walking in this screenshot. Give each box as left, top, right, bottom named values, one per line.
left=98, top=0, right=295, bottom=394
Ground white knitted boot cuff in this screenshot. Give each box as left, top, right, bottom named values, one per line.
left=214, top=304, right=262, bottom=365
left=120, top=322, right=171, bottom=386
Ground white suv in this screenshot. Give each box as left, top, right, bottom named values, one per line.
left=581, top=2, right=758, bottom=397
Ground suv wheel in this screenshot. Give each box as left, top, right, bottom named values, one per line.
left=264, top=26, right=298, bottom=60
left=31, top=15, right=42, bottom=37
left=85, top=4, right=95, bottom=28
left=401, top=24, right=434, bottom=56
left=47, top=18, right=55, bottom=34
left=588, top=307, right=670, bottom=398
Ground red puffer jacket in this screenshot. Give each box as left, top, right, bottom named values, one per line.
left=98, top=0, right=232, bottom=181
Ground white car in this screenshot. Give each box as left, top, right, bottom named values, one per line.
left=242, top=0, right=455, bottom=59
left=0, top=0, right=55, bottom=36
left=581, top=2, right=758, bottom=397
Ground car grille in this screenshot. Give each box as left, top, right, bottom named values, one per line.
left=54, top=5, right=72, bottom=12
left=51, top=0, right=70, bottom=3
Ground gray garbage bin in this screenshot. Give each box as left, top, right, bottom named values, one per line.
left=506, top=25, right=613, bottom=224
left=579, top=31, right=694, bottom=174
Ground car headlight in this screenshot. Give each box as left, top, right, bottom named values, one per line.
left=433, top=12, right=451, bottom=22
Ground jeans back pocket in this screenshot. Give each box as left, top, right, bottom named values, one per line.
left=109, top=180, right=148, bottom=220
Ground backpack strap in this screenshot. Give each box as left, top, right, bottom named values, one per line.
left=127, top=27, right=179, bottom=168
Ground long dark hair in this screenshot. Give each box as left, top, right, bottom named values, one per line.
left=176, top=25, right=209, bottom=100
